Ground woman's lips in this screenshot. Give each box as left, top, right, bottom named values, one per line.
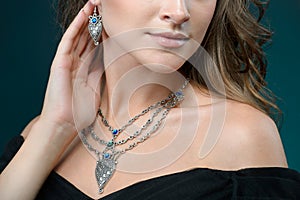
left=148, top=32, right=189, bottom=48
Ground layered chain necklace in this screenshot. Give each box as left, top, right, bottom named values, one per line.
left=80, top=80, right=189, bottom=193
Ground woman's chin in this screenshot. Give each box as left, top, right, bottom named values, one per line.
left=130, top=50, right=186, bottom=74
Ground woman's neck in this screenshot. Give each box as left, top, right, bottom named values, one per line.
left=100, top=57, right=178, bottom=121
left=99, top=34, right=188, bottom=122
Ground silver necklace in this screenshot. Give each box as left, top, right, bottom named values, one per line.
left=80, top=80, right=189, bottom=194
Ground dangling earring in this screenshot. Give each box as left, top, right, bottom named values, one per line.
left=88, top=7, right=102, bottom=46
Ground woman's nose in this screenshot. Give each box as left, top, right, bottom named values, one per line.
left=159, top=0, right=190, bottom=25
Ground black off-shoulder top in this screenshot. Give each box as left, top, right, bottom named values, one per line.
left=1, top=135, right=300, bottom=200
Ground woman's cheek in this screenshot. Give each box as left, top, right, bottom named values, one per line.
left=189, top=7, right=216, bottom=43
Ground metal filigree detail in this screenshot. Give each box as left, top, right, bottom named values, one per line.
left=88, top=7, right=102, bottom=46
left=95, top=158, right=116, bottom=193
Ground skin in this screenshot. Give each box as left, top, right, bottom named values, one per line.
left=0, top=0, right=287, bottom=199
left=100, top=0, right=215, bottom=70
left=99, top=0, right=217, bottom=116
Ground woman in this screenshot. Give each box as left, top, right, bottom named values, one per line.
left=0, top=0, right=299, bottom=199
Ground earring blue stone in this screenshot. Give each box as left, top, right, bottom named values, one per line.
left=88, top=7, right=102, bottom=46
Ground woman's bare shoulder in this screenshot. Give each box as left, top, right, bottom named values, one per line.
left=200, top=100, right=288, bottom=170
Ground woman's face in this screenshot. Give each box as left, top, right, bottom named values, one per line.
left=98, top=0, right=217, bottom=72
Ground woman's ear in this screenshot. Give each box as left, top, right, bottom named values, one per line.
left=90, top=0, right=102, bottom=13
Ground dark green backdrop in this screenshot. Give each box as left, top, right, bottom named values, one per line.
left=0, top=1, right=299, bottom=170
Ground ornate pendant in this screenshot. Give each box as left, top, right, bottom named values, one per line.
left=88, top=7, right=102, bottom=46
left=95, top=157, right=116, bottom=193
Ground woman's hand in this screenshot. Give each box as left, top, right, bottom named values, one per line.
left=0, top=2, right=103, bottom=199
left=40, top=1, right=101, bottom=134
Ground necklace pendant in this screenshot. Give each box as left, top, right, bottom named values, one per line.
left=95, top=157, right=116, bottom=193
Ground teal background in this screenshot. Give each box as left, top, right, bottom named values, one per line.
left=0, top=1, right=299, bottom=171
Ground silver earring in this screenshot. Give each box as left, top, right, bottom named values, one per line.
left=88, top=7, right=102, bottom=46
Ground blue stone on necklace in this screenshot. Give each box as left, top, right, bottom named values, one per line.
left=107, top=140, right=114, bottom=147
left=104, top=153, right=110, bottom=159
left=175, top=91, right=184, bottom=101
left=175, top=91, right=183, bottom=97
left=112, top=129, right=118, bottom=135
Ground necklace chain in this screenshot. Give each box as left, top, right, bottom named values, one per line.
left=96, top=79, right=189, bottom=149
left=98, top=93, right=173, bottom=137
left=80, top=79, right=189, bottom=194
left=82, top=91, right=183, bottom=159
left=98, top=79, right=189, bottom=138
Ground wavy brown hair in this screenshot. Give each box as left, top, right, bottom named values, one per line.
left=56, top=0, right=281, bottom=124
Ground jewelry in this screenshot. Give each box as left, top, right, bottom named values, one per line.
left=88, top=7, right=102, bottom=46
left=80, top=80, right=189, bottom=193
left=98, top=93, right=173, bottom=137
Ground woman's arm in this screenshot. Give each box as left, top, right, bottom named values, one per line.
left=0, top=1, right=98, bottom=199
left=0, top=119, right=75, bottom=200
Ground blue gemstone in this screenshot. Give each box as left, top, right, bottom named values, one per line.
left=104, top=153, right=110, bottom=158
left=107, top=141, right=114, bottom=147
left=112, top=129, right=118, bottom=135
left=92, top=18, right=97, bottom=23
left=175, top=91, right=183, bottom=96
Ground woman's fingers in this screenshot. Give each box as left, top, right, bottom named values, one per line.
left=73, top=5, right=95, bottom=54
left=75, top=24, right=92, bottom=57
left=56, top=1, right=94, bottom=56
left=80, top=35, right=96, bottom=58
left=75, top=42, right=100, bottom=82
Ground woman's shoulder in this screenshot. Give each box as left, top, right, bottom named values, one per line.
left=223, top=100, right=279, bottom=139
left=198, top=100, right=288, bottom=170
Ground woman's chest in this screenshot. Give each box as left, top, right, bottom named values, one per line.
left=53, top=131, right=207, bottom=199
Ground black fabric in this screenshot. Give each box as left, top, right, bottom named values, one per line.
left=1, top=135, right=300, bottom=200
